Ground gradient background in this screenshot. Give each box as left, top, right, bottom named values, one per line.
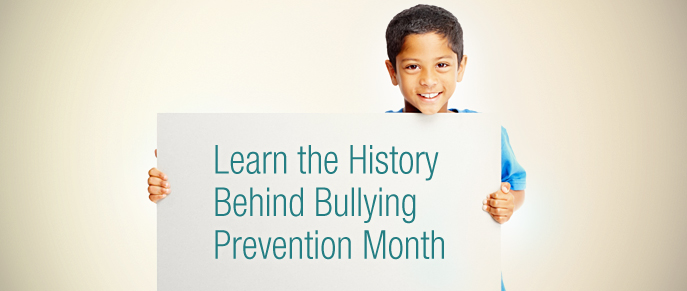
left=1, top=0, right=685, bottom=290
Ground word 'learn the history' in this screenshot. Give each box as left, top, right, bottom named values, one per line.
left=214, top=145, right=440, bottom=181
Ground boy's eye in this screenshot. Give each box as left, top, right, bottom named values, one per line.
left=437, top=63, right=449, bottom=68
left=405, top=64, right=419, bottom=70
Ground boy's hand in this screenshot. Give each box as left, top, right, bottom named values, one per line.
left=148, top=149, right=170, bottom=203
left=482, top=182, right=514, bottom=224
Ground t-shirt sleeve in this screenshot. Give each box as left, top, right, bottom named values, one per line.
left=501, top=126, right=526, bottom=190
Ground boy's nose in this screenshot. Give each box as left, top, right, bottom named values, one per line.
left=419, top=70, right=438, bottom=87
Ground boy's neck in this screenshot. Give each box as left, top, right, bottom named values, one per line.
left=403, top=100, right=450, bottom=113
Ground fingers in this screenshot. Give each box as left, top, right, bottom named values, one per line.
left=486, top=198, right=513, bottom=208
left=487, top=182, right=512, bottom=199
left=148, top=185, right=170, bottom=195
left=148, top=177, right=169, bottom=188
left=482, top=205, right=511, bottom=224
left=482, top=204, right=511, bottom=216
left=148, top=167, right=168, bottom=180
left=149, top=194, right=167, bottom=203
left=488, top=182, right=513, bottom=200
left=487, top=193, right=513, bottom=204
left=155, top=149, right=157, bottom=158
left=482, top=182, right=514, bottom=223
left=492, top=215, right=510, bottom=224
left=148, top=166, right=169, bottom=203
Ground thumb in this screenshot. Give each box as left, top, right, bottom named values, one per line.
left=500, top=182, right=511, bottom=194
left=155, top=149, right=157, bottom=158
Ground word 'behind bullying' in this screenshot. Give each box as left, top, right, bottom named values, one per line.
left=215, top=186, right=416, bottom=224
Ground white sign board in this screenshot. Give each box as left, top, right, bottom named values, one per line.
left=157, top=113, right=500, bottom=290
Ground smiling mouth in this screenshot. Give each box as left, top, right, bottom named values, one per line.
left=418, top=92, right=442, bottom=100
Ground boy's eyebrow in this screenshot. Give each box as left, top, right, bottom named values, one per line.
left=401, top=55, right=454, bottom=62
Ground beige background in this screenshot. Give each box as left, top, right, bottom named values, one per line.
left=1, top=0, right=685, bottom=290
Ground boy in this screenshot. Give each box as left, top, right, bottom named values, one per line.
left=147, top=4, right=525, bottom=290
left=382, top=6, right=526, bottom=290
left=382, top=5, right=526, bottom=223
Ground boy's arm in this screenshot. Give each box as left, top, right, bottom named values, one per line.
left=490, top=126, right=526, bottom=223
left=513, top=189, right=525, bottom=212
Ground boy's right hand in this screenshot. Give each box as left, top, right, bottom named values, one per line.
left=148, top=149, right=170, bottom=203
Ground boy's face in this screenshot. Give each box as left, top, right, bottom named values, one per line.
left=385, top=32, right=467, bottom=115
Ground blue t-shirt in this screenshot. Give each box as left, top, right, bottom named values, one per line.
left=385, top=108, right=527, bottom=190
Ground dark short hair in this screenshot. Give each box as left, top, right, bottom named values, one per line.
left=386, top=4, right=463, bottom=70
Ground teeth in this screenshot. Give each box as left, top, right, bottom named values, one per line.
left=420, top=93, right=439, bottom=98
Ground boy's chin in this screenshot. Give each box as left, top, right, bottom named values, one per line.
left=420, top=109, right=439, bottom=115
left=404, top=99, right=448, bottom=115
left=417, top=105, right=445, bottom=115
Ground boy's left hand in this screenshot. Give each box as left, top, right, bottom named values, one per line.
left=482, top=182, right=514, bottom=224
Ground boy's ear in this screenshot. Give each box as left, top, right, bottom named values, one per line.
left=385, top=60, right=398, bottom=86
left=456, top=54, right=468, bottom=82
